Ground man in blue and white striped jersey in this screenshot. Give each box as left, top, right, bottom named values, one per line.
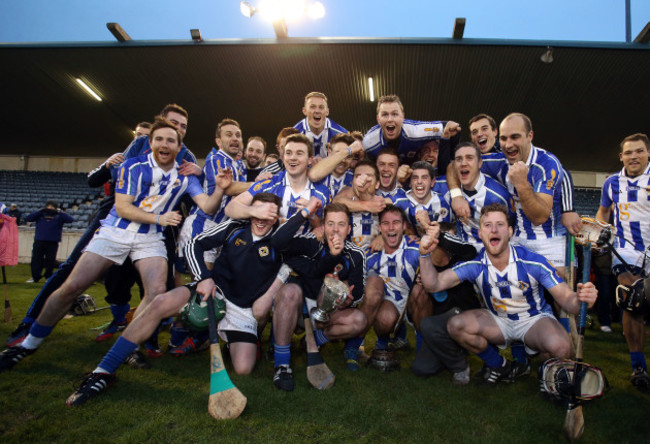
left=418, top=203, right=597, bottom=386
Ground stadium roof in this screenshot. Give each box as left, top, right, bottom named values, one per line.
left=1, top=37, right=649, bottom=171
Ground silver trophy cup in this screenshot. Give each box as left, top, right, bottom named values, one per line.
left=311, top=276, right=350, bottom=323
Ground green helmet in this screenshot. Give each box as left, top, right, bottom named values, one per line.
left=180, top=289, right=226, bottom=331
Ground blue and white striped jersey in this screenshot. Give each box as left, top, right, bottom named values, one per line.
left=363, top=119, right=445, bottom=163
left=247, top=171, right=330, bottom=234
left=317, top=170, right=354, bottom=198
left=394, top=190, right=452, bottom=235
left=103, top=153, right=204, bottom=234
left=378, top=184, right=407, bottom=202
left=349, top=211, right=380, bottom=250
left=480, top=146, right=565, bottom=240
left=366, top=236, right=421, bottom=302
left=453, top=245, right=561, bottom=320
left=600, top=164, right=650, bottom=253
left=193, top=148, right=247, bottom=224
left=456, top=173, right=513, bottom=249
left=294, top=117, right=347, bottom=158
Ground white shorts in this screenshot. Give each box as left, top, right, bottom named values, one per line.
left=178, top=214, right=220, bottom=263
left=491, top=311, right=556, bottom=354
left=217, top=299, right=257, bottom=341
left=612, top=246, right=650, bottom=276
left=513, top=235, right=566, bottom=268
left=84, top=226, right=166, bottom=264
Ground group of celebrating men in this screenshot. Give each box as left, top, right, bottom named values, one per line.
left=1, top=90, right=648, bottom=408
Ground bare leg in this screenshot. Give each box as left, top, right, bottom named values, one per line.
left=36, top=252, right=115, bottom=326
left=447, top=309, right=505, bottom=354
left=272, top=283, right=302, bottom=347
left=322, top=308, right=367, bottom=340
left=131, top=256, right=168, bottom=320
left=122, top=286, right=191, bottom=345
left=523, top=316, right=571, bottom=360
left=229, top=342, right=258, bottom=375
left=374, top=300, right=399, bottom=336
left=360, top=276, right=384, bottom=334
left=407, top=284, right=433, bottom=331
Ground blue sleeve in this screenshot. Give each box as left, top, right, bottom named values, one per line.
left=531, top=157, right=563, bottom=197
left=185, top=176, right=205, bottom=198
left=24, top=210, right=43, bottom=222
left=60, top=212, right=75, bottom=223
left=452, top=260, right=481, bottom=283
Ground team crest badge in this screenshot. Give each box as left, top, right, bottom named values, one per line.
left=258, top=246, right=269, bottom=257
left=518, top=281, right=530, bottom=292
left=546, top=169, right=557, bottom=190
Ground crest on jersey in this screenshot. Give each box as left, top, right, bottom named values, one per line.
left=518, top=281, right=530, bottom=292
left=546, top=169, right=557, bottom=190
left=172, top=178, right=181, bottom=188
left=258, top=246, right=269, bottom=257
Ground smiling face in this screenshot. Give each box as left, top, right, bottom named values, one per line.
left=454, top=145, right=482, bottom=190
left=377, top=102, right=405, bottom=141
left=379, top=209, right=406, bottom=253
left=150, top=127, right=181, bottom=170
left=245, top=139, right=266, bottom=168
left=164, top=111, right=188, bottom=138
left=376, top=152, right=399, bottom=191
left=410, top=168, right=433, bottom=202
left=216, top=124, right=243, bottom=158
left=250, top=200, right=279, bottom=237
left=418, top=140, right=439, bottom=166
left=283, top=141, right=311, bottom=177
left=303, top=96, right=329, bottom=134
left=478, top=210, right=513, bottom=258
left=470, top=118, right=498, bottom=154
left=499, top=116, right=532, bottom=164
left=620, top=140, right=649, bottom=177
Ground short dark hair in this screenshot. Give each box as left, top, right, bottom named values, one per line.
left=479, top=203, right=510, bottom=226
left=45, top=200, right=58, bottom=208
left=379, top=204, right=407, bottom=223
left=376, top=147, right=399, bottom=161
left=468, top=113, right=496, bottom=131
left=324, top=202, right=350, bottom=221
left=620, top=133, right=649, bottom=151
left=136, top=121, right=152, bottom=129
left=410, top=161, right=436, bottom=179
left=454, top=141, right=481, bottom=158
left=160, top=103, right=188, bottom=120
left=284, top=133, right=314, bottom=157
left=251, top=192, right=282, bottom=210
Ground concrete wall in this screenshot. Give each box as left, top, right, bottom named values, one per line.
left=18, top=227, right=84, bottom=264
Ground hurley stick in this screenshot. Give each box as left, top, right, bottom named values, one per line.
left=207, top=295, right=246, bottom=419
left=563, top=243, right=590, bottom=441
left=303, top=304, right=335, bottom=390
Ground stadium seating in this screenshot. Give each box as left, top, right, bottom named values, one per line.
left=574, top=187, right=601, bottom=217
left=0, top=170, right=104, bottom=228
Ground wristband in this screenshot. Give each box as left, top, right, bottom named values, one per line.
left=449, top=188, right=463, bottom=199
left=156, top=214, right=161, bottom=225
left=301, top=208, right=310, bottom=219
left=419, top=253, right=431, bottom=258
left=346, top=146, right=353, bottom=157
